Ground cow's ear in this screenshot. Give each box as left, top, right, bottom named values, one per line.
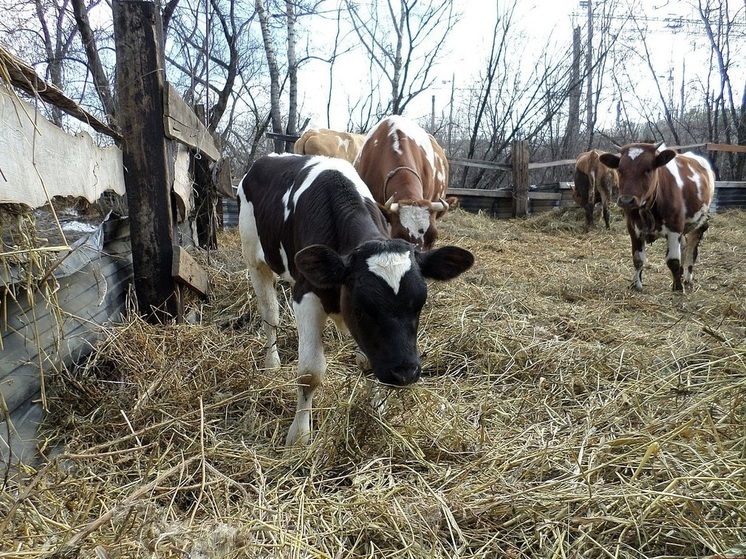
left=295, top=245, right=348, bottom=288
left=416, top=246, right=474, bottom=281
left=654, top=149, right=677, bottom=168
left=599, top=153, right=620, bottom=169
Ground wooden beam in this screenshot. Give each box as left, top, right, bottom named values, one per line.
left=528, top=159, right=576, bottom=170
left=172, top=246, right=209, bottom=298
left=163, top=83, right=221, bottom=161
left=113, top=0, right=178, bottom=322
left=0, top=45, right=121, bottom=141
left=706, top=143, right=746, bottom=154
left=448, top=157, right=512, bottom=172
left=266, top=131, right=301, bottom=143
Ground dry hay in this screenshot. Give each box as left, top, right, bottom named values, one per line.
left=1, top=208, right=745, bottom=559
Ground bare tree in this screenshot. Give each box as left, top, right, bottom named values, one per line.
left=344, top=0, right=457, bottom=122
left=697, top=0, right=746, bottom=179
left=457, top=1, right=576, bottom=189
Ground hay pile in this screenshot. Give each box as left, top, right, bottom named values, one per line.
left=2, top=208, right=745, bottom=558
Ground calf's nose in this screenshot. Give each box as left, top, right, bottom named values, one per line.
left=617, top=195, right=636, bottom=208
left=388, top=364, right=422, bottom=386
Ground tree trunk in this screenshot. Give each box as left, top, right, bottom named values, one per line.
left=256, top=0, right=283, bottom=152
left=285, top=0, right=298, bottom=151
left=71, top=0, right=116, bottom=126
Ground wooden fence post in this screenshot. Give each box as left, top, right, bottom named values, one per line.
left=512, top=140, right=530, bottom=217
left=113, top=0, right=178, bottom=322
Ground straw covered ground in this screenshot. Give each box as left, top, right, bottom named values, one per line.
left=2, top=207, right=745, bottom=558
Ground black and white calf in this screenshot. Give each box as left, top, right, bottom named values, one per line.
left=238, top=154, right=474, bottom=445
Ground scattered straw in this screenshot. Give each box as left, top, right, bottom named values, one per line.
left=1, top=208, right=744, bottom=558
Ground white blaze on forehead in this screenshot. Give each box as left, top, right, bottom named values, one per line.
left=627, top=147, right=644, bottom=160
left=398, top=205, right=431, bottom=245
left=366, top=250, right=412, bottom=294
left=282, top=157, right=372, bottom=220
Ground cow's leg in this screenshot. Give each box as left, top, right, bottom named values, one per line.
left=247, top=263, right=282, bottom=369
left=286, top=292, right=327, bottom=446
left=665, top=231, right=684, bottom=291
left=601, top=202, right=610, bottom=229
left=583, top=203, right=594, bottom=231
left=683, top=224, right=708, bottom=286
left=599, top=188, right=611, bottom=229
left=630, top=234, right=646, bottom=291
left=240, top=197, right=281, bottom=369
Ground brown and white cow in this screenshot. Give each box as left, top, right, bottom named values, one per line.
left=293, top=128, right=366, bottom=164
left=354, top=115, right=455, bottom=250
left=599, top=143, right=715, bottom=292
left=573, top=149, right=618, bottom=230
left=238, top=154, right=474, bottom=445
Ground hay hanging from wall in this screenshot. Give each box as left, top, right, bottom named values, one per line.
left=1, top=208, right=745, bottom=559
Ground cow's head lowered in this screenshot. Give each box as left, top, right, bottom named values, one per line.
left=355, top=116, right=453, bottom=250
left=599, top=143, right=676, bottom=210
left=379, top=192, right=450, bottom=251
left=296, top=238, right=472, bottom=386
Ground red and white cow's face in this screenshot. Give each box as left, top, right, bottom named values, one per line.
left=379, top=199, right=447, bottom=251
left=600, top=144, right=676, bottom=210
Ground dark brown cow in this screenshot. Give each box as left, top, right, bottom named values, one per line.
left=599, top=143, right=715, bottom=292
left=354, top=115, right=455, bottom=250
left=238, top=154, right=474, bottom=445
left=293, top=128, right=365, bottom=164
left=573, top=149, right=618, bottom=230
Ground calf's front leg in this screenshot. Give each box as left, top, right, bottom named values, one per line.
left=665, top=231, right=683, bottom=291
left=629, top=235, right=646, bottom=291
left=286, top=293, right=327, bottom=446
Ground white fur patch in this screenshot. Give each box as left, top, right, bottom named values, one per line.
left=398, top=205, right=430, bottom=245
left=627, top=147, right=644, bottom=160
left=665, top=157, right=685, bottom=189
left=366, top=251, right=412, bottom=294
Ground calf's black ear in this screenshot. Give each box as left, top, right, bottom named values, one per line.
left=416, top=246, right=474, bottom=281
left=599, top=153, right=620, bottom=169
left=295, top=245, right=348, bottom=288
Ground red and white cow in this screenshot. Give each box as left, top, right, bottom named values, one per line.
left=354, top=115, right=455, bottom=250
left=573, top=149, right=618, bottom=230
left=238, top=154, right=474, bottom=445
left=599, top=143, right=715, bottom=292
left=293, top=128, right=366, bottom=164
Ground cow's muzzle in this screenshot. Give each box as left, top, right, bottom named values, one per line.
left=380, top=363, right=422, bottom=387
left=617, top=195, right=639, bottom=209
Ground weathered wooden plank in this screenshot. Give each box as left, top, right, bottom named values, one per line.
left=113, top=0, right=178, bottom=322
left=448, top=187, right=512, bottom=198
left=448, top=157, right=512, bottom=172
left=0, top=45, right=120, bottom=140
left=163, top=83, right=220, bottom=161
left=172, top=246, right=209, bottom=298
left=528, top=159, right=576, bottom=170
left=706, top=143, right=746, bottom=153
